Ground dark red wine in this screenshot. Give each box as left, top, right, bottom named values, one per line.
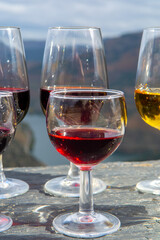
left=40, top=87, right=52, bottom=115
left=0, top=87, right=30, bottom=124
left=40, top=87, right=106, bottom=115
left=49, top=128, right=123, bottom=170
left=0, top=127, right=14, bottom=154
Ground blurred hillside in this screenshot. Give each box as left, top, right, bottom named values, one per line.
left=104, top=32, right=160, bottom=160
left=22, top=31, right=160, bottom=163
left=4, top=122, right=45, bottom=167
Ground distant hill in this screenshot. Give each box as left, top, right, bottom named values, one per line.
left=23, top=33, right=142, bottom=114
left=24, top=41, right=45, bottom=62
left=104, top=32, right=160, bottom=160
left=23, top=32, right=160, bottom=161
left=24, top=40, right=45, bottom=114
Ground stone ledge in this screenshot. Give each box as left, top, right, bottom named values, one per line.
left=1, top=161, right=160, bottom=239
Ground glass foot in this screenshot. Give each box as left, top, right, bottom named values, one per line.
left=44, top=176, right=106, bottom=197
left=0, top=215, right=12, bottom=232
left=0, top=178, right=29, bottom=199
left=136, top=179, right=160, bottom=195
left=53, top=212, right=120, bottom=238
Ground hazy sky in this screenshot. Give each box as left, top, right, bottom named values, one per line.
left=0, top=0, right=159, bottom=40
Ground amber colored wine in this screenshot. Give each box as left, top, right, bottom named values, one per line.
left=135, top=88, right=160, bottom=130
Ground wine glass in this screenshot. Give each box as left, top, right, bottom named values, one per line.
left=46, top=88, right=126, bottom=238
left=135, top=27, right=160, bottom=194
left=0, top=27, right=30, bottom=198
left=40, top=27, right=108, bottom=197
left=0, top=91, right=16, bottom=231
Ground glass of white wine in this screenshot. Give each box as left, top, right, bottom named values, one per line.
left=135, top=27, right=160, bottom=194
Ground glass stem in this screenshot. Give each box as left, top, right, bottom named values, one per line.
left=0, top=154, right=6, bottom=183
left=67, top=162, right=79, bottom=178
left=79, top=170, right=94, bottom=215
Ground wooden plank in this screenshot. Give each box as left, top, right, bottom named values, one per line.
left=1, top=161, right=160, bottom=239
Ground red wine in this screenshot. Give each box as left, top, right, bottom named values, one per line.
left=40, top=87, right=52, bottom=115
left=49, top=128, right=123, bottom=170
left=0, top=87, right=30, bottom=124
left=0, top=127, right=14, bottom=154
left=40, top=86, right=106, bottom=115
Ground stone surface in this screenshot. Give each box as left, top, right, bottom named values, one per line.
left=1, top=161, right=160, bottom=239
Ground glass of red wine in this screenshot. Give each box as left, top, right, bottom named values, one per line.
left=0, top=91, right=16, bottom=231
left=40, top=27, right=108, bottom=197
left=46, top=88, right=126, bottom=238
left=0, top=27, right=30, bottom=198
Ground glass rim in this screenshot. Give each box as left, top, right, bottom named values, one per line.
left=0, top=91, right=13, bottom=97
left=48, top=26, right=101, bottom=30
left=0, top=26, right=20, bottom=30
left=143, top=27, right=160, bottom=32
left=50, top=88, right=124, bottom=100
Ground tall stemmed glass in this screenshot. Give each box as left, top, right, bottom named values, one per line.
left=0, top=91, right=16, bottom=231
left=135, top=28, right=160, bottom=195
left=40, top=27, right=108, bottom=197
left=47, top=89, right=126, bottom=238
left=135, top=27, right=160, bottom=194
left=0, top=27, right=30, bottom=198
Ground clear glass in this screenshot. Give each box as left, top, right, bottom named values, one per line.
left=135, top=27, right=160, bottom=194
left=41, top=27, right=108, bottom=197
left=46, top=89, right=126, bottom=238
left=0, top=27, right=30, bottom=197
left=0, top=91, right=17, bottom=231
